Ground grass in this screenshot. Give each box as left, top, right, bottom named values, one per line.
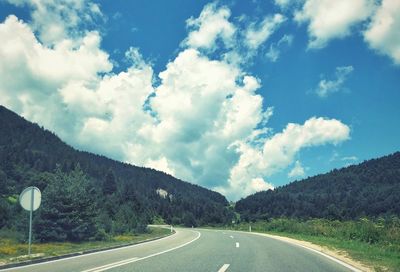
left=0, top=226, right=172, bottom=265
left=219, top=218, right=400, bottom=271
left=263, top=231, right=398, bottom=271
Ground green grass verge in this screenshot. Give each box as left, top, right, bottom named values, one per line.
left=212, top=218, right=400, bottom=272
left=261, top=231, right=398, bottom=272
left=0, top=226, right=171, bottom=265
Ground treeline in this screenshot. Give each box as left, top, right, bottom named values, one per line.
left=0, top=106, right=234, bottom=242
left=236, top=152, right=400, bottom=221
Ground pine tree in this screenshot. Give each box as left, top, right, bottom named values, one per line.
left=103, top=170, right=117, bottom=195
left=34, top=165, right=98, bottom=242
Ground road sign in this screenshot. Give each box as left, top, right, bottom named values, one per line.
left=19, top=186, right=41, bottom=256
left=19, top=186, right=41, bottom=211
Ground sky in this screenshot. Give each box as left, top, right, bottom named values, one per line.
left=0, top=0, right=399, bottom=201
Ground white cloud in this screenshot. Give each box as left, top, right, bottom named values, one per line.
left=0, top=3, right=352, bottom=201
left=266, top=34, right=293, bottom=62
left=277, top=0, right=400, bottom=64
left=342, top=156, right=358, bottom=162
left=0, top=15, right=112, bottom=141
left=364, top=0, right=400, bottom=65
left=314, top=66, right=354, bottom=98
left=275, top=0, right=291, bottom=8
left=184, top=3, right=235, bottom=50
left=266, top=45, right=280, bottom=62
left=342, top=156, right=359, bottom=167
left=245, top=14, right=286, bottom=49
left=125, top=47, right=147, bottom=68
left=145, top=157, right=176, bottom=176
left=3, top=0, right=103, bottom=45
left=219, top=117, right=350, bottom=199
left=261, top=117, right=350, bottom=172
left=294, top=0, right=375, bottom=49
left=288, top=160, right=305, bottom=178
left=274, top=0, right=304, bottom=11
left=140, top=48, right=268, bottom=189
left=330, top=151, right=359, bottom=167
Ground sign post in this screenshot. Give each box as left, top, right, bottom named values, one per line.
left=19, top=186, right=41, bottom=256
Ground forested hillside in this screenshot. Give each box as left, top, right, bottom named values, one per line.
left=236, top=152, right=400, bottom=221
left=0, top=106, right=233, bottom=241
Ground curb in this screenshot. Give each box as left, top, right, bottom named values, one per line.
left=0, top=230, right=175, bottom=270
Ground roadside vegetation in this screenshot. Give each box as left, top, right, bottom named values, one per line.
left=229, top=218, right=400, bottom=271
left=0, top=226, right=171, bottom=265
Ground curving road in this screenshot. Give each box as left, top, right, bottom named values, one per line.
left=1, top=228, right=359, bottom=272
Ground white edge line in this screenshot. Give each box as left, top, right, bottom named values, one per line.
left=81, top=230, right=201, bottom=272
left=1, top=231, right=179, bottom=271
left=217, top=264, right=230, bottom=272
left=243, top=231, right=362, bottom=272
left=196, top=228, right=362, bottom=272
left=81, top=257, right=139, bottom=272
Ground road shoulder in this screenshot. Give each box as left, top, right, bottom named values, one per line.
left=244, top=231, right=373, bottom=272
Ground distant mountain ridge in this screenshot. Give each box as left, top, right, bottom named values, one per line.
left=236, top=151, right=400, bottom=221
left=0, top=105, right=232, bottom=229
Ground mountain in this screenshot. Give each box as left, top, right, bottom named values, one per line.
left=0, top=105, right=233, bottom=239
left=235, top=152, right=400, bottom=221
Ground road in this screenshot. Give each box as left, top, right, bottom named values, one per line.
left=1, top=228, right=358, bottom=272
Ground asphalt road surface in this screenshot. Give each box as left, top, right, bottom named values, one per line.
left=1, top=228, right=359, bottom=272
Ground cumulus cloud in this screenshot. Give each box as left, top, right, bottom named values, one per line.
left=184, top=3, right=235, bottom=50
left=3, top=0, right=102, bottom=45
left=294, top=0, right=375, bottom=49
left=314, top=66, right=354, bottom=98
left=288, top=160, right=306, bottom=178
left=275, top=0, right=400, bottom=64
left=219, top=117, right=350, bottom=199
left=0, top=15, right=111, bottom=140
left=364, top=0, right=400, bottom=65
left=0, top=2, right=351, bottom=200
left=245, top=14, right=286, bottom=50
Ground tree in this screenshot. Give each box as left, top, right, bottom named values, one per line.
left=0, top=198, right=9, bottom=229
left=103, top=170, right=117, bottom=195
left=0, top=170, right=7, bottom=195
left=183, top=212, right=197, bottom=227
left=34, top=166, right=97, bottom=242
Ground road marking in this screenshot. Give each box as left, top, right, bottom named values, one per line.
left=1, top=231, right=179, bottom=271
left=80, top=231, right=201, bottom=272
left=229, top=235, right=234, bottom=239
left=82, top=257, right=139, bottom=272
left=281, top=242, right=361, bottom=272
left=217, top=264, right=230, bottom=272
left=237, top=230, right=362, bottom=272
left=236, top=242, right=239, bottom=248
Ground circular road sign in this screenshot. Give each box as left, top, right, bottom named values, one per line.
left=19, top=186, right=41, bottom=211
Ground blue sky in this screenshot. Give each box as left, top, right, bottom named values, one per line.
left=0, top=0, right=399, bottom=200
